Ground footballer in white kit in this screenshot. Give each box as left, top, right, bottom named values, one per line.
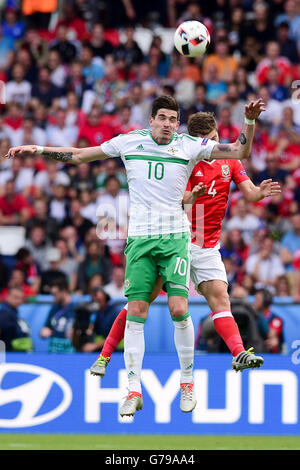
left=101, top=128, right=216, bottom=302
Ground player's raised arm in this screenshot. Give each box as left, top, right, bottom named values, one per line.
left=238, top=178, right=282, bottom=202
left=4, top=144, right=110, bottom=165
left=210, top=99, right=266, bottom=160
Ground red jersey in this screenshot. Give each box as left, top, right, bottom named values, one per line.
left=78, top=121, right=114, bottom=147
left=186, top=159, right=249, bottom=248
left=4, top=115, right=23, bottom=130
left=0, top=194, right=33, bottom=217
left=0, top=283, right=36, bottom=302
left=256, top=57, right=292, bottom=86
left=218, top=124, right=241, bottom=143
left=55, top=18, right=89, bottom=40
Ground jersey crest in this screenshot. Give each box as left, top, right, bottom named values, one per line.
left=168, top=145, right=179, bottom=155
left=221, top=164, right=230, bottom=177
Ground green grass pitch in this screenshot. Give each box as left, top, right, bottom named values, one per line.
left=0, top=434, right=299, bottom=450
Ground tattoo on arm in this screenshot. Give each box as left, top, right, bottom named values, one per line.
left=238, top=133, right=247, bottom=145
left=216, top=144, right=231, bottom=152
left=43, top=151, right=73, bottom=163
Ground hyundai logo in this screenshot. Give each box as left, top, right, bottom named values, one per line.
left=0, top=363, right=72, bottom=428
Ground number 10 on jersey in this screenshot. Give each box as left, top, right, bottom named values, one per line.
left=148, top=161, right=164, bottom=180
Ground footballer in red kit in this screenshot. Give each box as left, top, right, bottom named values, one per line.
left=186, top=159, right=250, bottom=248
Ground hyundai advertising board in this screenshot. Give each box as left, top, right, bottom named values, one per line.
left=0, top=353, right=299, bottom=435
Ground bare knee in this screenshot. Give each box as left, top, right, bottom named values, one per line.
left=168, top=296, right=189, bottom=319
left=127, top=300, right=149, bottom=319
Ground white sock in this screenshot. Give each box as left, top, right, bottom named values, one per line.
left=124, top=319, right=145, bottom=394
left=173, top=315, right=195, bottom=384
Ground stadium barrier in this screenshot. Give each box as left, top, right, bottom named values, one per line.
left=19, top=296, right=300, bottom=354
left=0, top=352, right=299, bottom=434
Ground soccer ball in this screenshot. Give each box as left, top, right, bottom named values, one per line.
left=174, top=21, right=210, bottom=58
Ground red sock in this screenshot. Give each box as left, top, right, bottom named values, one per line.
left=99, top=306, right=127, bottom=358
left=210, top=310, right=244, bottom=357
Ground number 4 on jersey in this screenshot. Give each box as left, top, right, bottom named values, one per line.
left=208, top=180, right=217, bottom=197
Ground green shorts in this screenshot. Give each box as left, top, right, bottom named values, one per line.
left=124, top=232, right=191, bottom=302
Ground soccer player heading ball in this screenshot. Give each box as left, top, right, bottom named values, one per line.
left=6, top=95, right=273, bottom=417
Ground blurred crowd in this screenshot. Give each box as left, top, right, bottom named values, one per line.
left=0, top=0, right=299, bottom=322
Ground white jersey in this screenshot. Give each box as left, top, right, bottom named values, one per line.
left=101, top=129, right=217, bottom=236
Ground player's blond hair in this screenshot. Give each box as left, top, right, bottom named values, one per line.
left=187, top=112, right=217, bottom=137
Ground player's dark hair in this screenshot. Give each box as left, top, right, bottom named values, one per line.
left=187, top=112, right=217, bottom=137
left=151, top=95, right=180, bottom=120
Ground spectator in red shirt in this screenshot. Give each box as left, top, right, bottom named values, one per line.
left=15, top=247, right=40, bottom=294
left=111, top=104, right=141, bottom=135
left=269, top=106, right=300, bottom=173
left=55, top=2, right=88, bottom=41
left=255, top=40, right=292, bottom=87
left=0, top=267, right=37, bottom=302
left=217, top=104, right=241, bottom=143
left=4, top=102, right=23, bottom=131
left=0, top=179, right=33, bottom=226
left=78, top=108, right=114, bottom=147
